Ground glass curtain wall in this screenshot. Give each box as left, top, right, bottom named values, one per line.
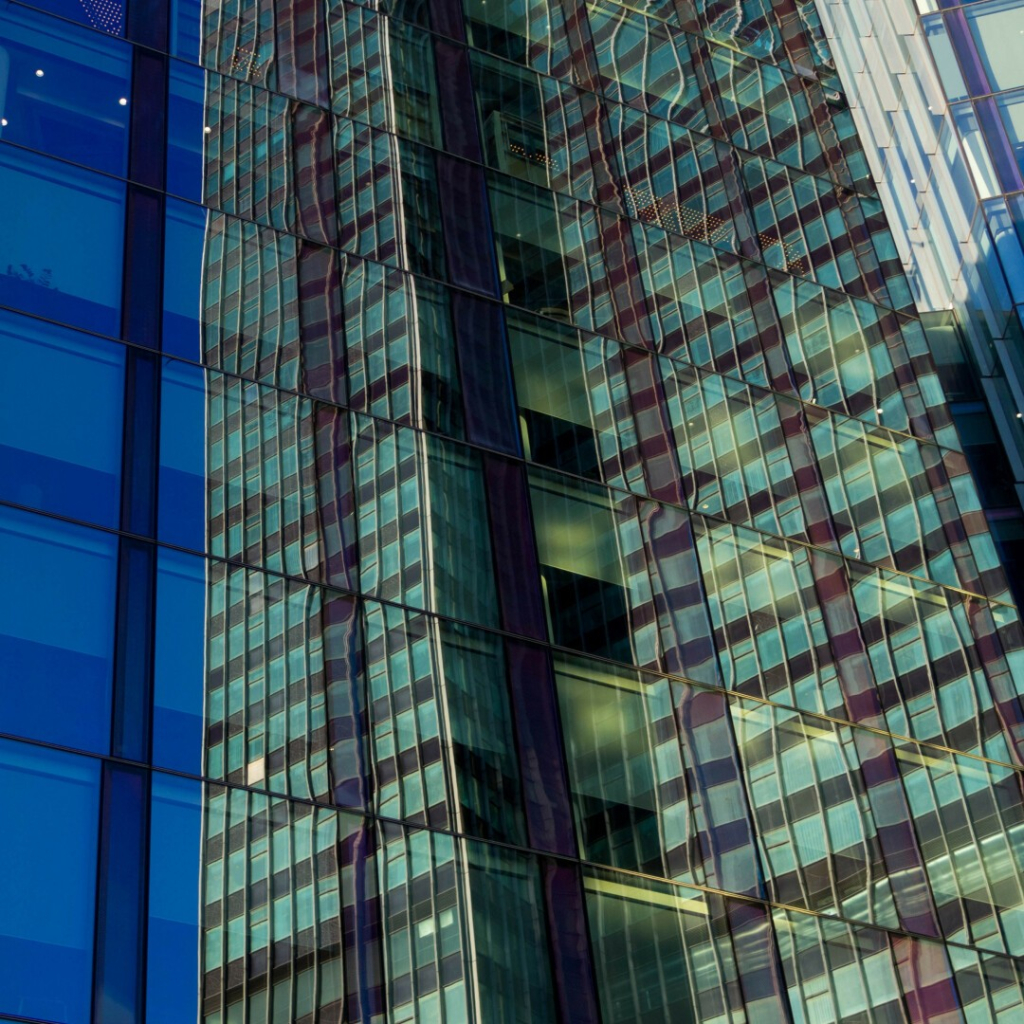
left=2, top=0, right=1024, bottom=1022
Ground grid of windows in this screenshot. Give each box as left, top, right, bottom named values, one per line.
left=2, top=0, right=1024, bottom=1022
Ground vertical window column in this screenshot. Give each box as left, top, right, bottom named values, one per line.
left=94, top=8, right=171, bottom=1022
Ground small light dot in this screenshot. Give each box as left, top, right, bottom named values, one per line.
left=1017, top=413, right=1023, bottom=419
left=35, top=69, right=44, bottom=77
left=1, top=118, right=6, bottom=127
left=118, top=97, right=128, bottom=106
left=876, top=408, right=884, bottom=415
left=204, top=126, right=212, bottom=134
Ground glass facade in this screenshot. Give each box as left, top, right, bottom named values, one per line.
left=2, top=0, right=1024, bottom=1022
left=818, top=0, right=1024, bottom=587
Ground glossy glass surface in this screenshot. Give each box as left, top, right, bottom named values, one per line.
left=0, top=147, right=124, bottom=336
left=0, top=741, right=100, bottom=1024
left=0, top=506, right=117, bottom=753
left=0, top=1, right=1022, bottom=1021
left=0, top=310, right=124, bottom=526
left=0, top=2, right=131, bottom=175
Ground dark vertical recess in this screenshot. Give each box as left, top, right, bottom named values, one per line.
left=541, top=860, right=601, bottom=1024
left=93, top=10, right=170, bottom=1019
left=92, top=764, right=151, bottom=1024
left=505, top=641, right=577, bottom=857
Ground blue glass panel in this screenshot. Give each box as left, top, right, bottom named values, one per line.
left=169, top=0, right=201, bottom=63
left=0, top=3, right=131, bottom=175
left=153, top=548, right=206, bottom=775
left=0, top=739, right=100, bottom=1024
left=17, top=0, right=123, bottom=36
left=147, top=773, right=202, bottom=1024
left=162, top=198, right=206, bottom=362
left=0, top=506, right=117, bottom=752
left=166, top=60, right=206, bottom=203
left=157, top=358, right=207, bottom=551
left=0, top=147, right=125, bottom=336
left=0, top=309, right=124, bottom=526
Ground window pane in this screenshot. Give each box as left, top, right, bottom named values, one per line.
left=967, top=0, right=1024, bottom=92
left=0, top=147, right=124, bottom=336
left=18, top=0, right=123, bottom=35
left=0, top=309, right=124, bottom=526
left=998, top=89, right=1024, bottom=177
left=0, top=3, right=131, bottom=175
left=0, top=740, right=100, bottom=1024
left=529, top=470, right=632, bottom=661
left=0, top=506, right=118, bottom=752
left=147, top=774, right=202, bottom=1024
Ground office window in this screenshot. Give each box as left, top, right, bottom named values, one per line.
left=0, top=741, right=100, bottom=1024
left=0, top=506, right=117, bottom=753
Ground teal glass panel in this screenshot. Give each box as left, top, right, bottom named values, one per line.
left=342, top=255, right=464, bottom=438
left=587, top=1, right=708, bottom=130
left=470, top=50, right=599, bottom=205
left=529, top=469, right=636, bottom=663
left=584, top=867, right=733, bottom=1023
left=466, top=842, right=557, bottom=1022
left=555, top=654, right=689, bottom=878
left=352, top=414, right=499, bottom=627
left=439, top=622, right=526, bottom=844
left=329, top=4, right=443, bottom=147
left=462, top=0, right=573, bottom=79
left=151, top=777, right=375, bottom=1024
left=159, top=360, right=358, bottom=588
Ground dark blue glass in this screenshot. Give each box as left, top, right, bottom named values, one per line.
left=0, top=309, right=124, bottom=526
left=0, top=147, right=125, bottom=336
left=157, top=358, right=207, bottom=551
left=168, top=0, right=202, bottom=63
left=0, top=739, right=100, bottom=1024
left=0, top=2, right=131, bottom=175
left=0, top=506, right=118, bottom=752
left=162, top=198, right=206, bottom=362
left=153, top=548, right=206, bottom=775
left=17, top=0, right=123, bottom=36
left=166, top=60, right=206, bottom=203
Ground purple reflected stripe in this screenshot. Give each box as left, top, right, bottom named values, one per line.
left=452, top=291, right=520, bottom=455
left=622, top=347, right=687, bottom=506
left=946, top=10, right=990, bottom=97
left=437, top=155, right=499, bottom=297
left=541, top=860, right=601, bottom=1024
left=293, top=106, right=338, bottom=248
left=435, top=40, right=483, bottom=164
left=315, top=405, right=358, bottom=591
left=484, top=455, right=548, bottom=641
left=429, top=0, right=466, bottom=42
left=275, top=0, right=329, bottom=108
left=724, top=898, right=792, bottom=1021
left=893, top=934, right=963, bottom=1022
left=678, top=688, right=763, bottom=898
left=298, top=243, right=346, bottom=405
left=324, top=593, right=368, bottom=810
left=505, top=640, right=577, bottom=857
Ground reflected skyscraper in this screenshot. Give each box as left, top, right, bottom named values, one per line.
left=3, top=1, right=1024, bottom=1023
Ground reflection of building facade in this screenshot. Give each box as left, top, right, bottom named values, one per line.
left=818, top=0, right=1024, bottom=587
left=5, top=1, right=1024, bottom=1023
